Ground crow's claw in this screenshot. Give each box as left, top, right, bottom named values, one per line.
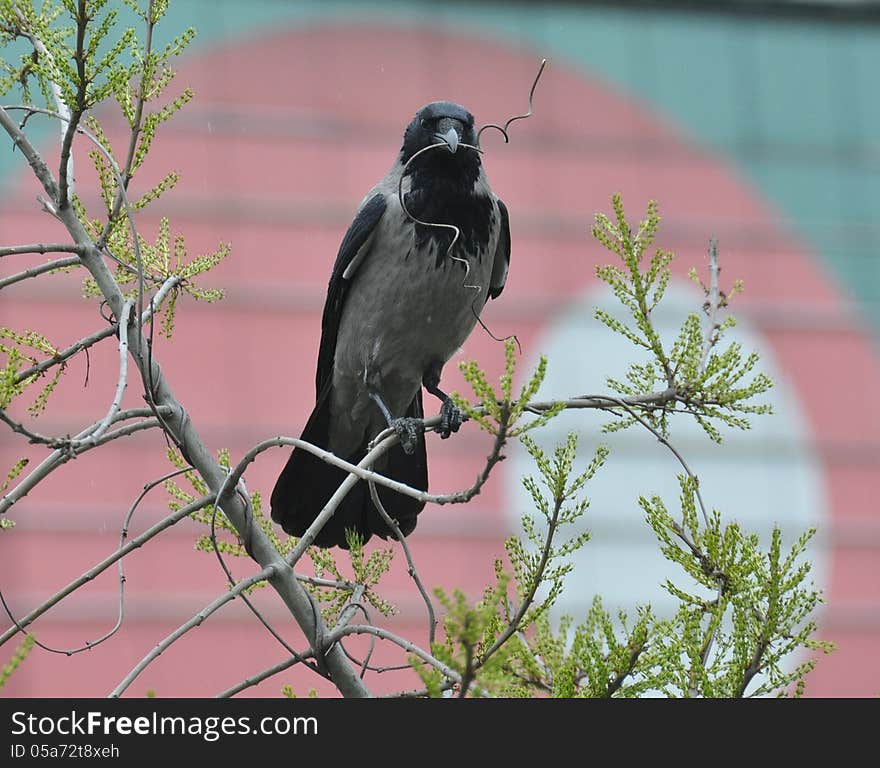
left=436, top=397, right=466, bottom=439
left=391, top=417, right=422, bottom=455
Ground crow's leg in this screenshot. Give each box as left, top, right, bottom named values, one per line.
left=368, top=388, right=421, bottom=455
left=423, top=363, right=466, bottom=439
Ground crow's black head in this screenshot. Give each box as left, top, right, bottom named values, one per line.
left=400, top=101, right=480, bottom=174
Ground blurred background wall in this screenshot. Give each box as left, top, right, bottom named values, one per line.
left=2, top=0, right=878, bottom=697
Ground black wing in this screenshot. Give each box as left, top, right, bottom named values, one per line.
left=314, top=192, right=387, bottom=396
left=488, top=198, right=510, bottom=300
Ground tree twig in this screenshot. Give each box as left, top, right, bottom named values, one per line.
left=479, top=490, right=563, bottom=666
left=699, top=238, right=722, bottom=373
left=0, top=415, right=165, bottom=516
left=0, top=495, right=211, bottom=649
left=0, top=243, right=84, bottom=258
left=215, top=650, right=315, bottom=699
left=109, top=565, right=277, bottom=697
left=0, top=255, right=81, bottom=290
left=367, top=480, right=436, bottom=647
left=327, top=624, right=463, bottom=686
left=54, top=0, right=89, bottom=208
left=72, top=298, right=133, bottom=447
left=10, top=6, right=74, bottom=196
left=600, top=396, right=711, bottom=527
left=97, top=0, right=156, bottom=248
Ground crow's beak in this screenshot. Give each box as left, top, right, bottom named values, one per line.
left=434, top=123, right=461, bottom=154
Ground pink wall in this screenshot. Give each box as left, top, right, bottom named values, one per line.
left=2, top=25, right=877, bottom=697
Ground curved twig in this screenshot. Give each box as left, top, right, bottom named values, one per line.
left=477, top=58, right=547, bottom=144
left=397, top=141, right=484, bottom=293
left=367, top=481, right=436, bottom=647
left=0, top=490, right=209, bottom=653
left=327, top=624, right=462, bottom=686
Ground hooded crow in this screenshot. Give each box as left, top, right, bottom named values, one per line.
left=271, top=101, right=510, bottom=548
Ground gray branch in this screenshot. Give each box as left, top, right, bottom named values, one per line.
left=0, top=243, right=85, bottom=258
left=215, top=652, right=314, bottom=699
left=11, top=7, right=74, bottom=195
left=72, top=299, right=133, bottom=447
left=110, top=565, right=277, bottom=697
left=368, top=480, right=436, bottom=647
left=0, top=255, right=81, bottom=290
left=0, top=414, right=167, bottom=516
left=0, top=495, right=209, bottom=648
left=327, top=624, right=463, bottom=686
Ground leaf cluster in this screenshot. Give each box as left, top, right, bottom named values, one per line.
left=307, top=531, right=397, bottom=624
left=454, top=337, right=564, bottom=437
left=642, top=478, right=833, bottom=697
left=422, top=211, right=829, bottom=695
left=0, top=634, right=35, bottom=690
left=2, top=2, right=226, bottom=338
left=426, top=428, right=829, bottom=697
left=593, top=194, right=773, bottom=442
left=80, top=215, right=229, bottom=338
left=0, top=327, right=61, bottom=415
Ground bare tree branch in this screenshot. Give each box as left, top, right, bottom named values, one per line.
left=0, top=409, right=68, bottom=446
left=73, top=298, right=133, bottom=447
left=0, top=414, right=166, bottom=516
left=327, top=624, right=463, bottom=686
left=379, top=683, right=455, bottom=698
left=367, top=480, right=436, bottom=647
left=10, top=6, right=74, bottom=195
left=0, top=256, right=81, bottom=290
left=215, top=651, right=315, bottom=699
left=0, top=494, right=211, bottom=649
left=109, top=565, right=278, bottom=697
left=0, top=243, right=84, bottom=258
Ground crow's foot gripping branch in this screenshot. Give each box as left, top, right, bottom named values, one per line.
left=423, top=365, right=467, bottom=439
left=436, top=397, right=465, bottom=439
left=369, top=389, right=422, bottom=454
left=390, top=417, right=421, bottom=455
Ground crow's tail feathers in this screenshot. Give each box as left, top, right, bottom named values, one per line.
left=270, top=387, right=428, bottom=549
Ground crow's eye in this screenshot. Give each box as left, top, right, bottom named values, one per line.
left=420, top=118, right=431, bottom=130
